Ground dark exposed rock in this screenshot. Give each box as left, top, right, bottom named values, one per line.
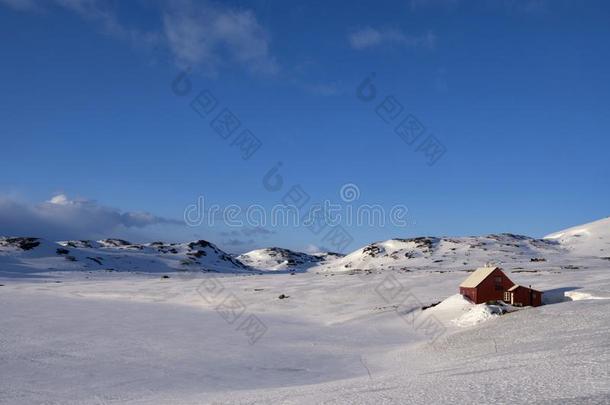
left=362, top=244, right=383, bottom=258
left=66, top=240, right=94, bottom=249
left=188, top=240, right=213, bottom=250
left=101, top=239, right=132, bottom=247
left=0, top=237, right=41, bottom=251
left=188, top=250, right=207, bottom=258
left=395, top=237, right=438, bottom=251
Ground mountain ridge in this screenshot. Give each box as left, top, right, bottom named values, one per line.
left=1, top=216, right=608, bottom=275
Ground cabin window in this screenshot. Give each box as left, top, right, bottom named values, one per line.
left=495, top=276, right=502, bottom=283
left=503, top=292, right=510, bottom=302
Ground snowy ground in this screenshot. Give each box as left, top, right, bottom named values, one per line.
left=1, top=218, right=609, bottom=403
left=1, top=261, right=609, bottom=404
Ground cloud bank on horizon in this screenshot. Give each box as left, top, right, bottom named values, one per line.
left=0, top=194, right=181, bottom=241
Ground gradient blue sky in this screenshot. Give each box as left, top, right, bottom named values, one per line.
left=1, top=0, right=609, bottom=253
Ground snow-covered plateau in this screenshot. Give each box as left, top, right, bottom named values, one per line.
left=1, top=218, right=609, bottom=404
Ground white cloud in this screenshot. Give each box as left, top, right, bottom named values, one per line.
left=0, top=194, right=181, bottom=240
left=348, top=27, right=435, bottom=50
left=0, top=0, right=276, bottom=76
left=163, top=0, right=277, bottom=75
left=48, top=194, right=71, bottom=205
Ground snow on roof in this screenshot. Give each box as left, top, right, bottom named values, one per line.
left=508, top=284, right=541, bottom=293
left=459, top=266, right=500, bottom=288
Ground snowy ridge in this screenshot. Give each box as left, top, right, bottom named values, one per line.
left=544, top=216, right=610, bottom=257
left=0, top=237, right=250, bottom=275
left=315, top=234, right=568, bottom=273
left=237, top=247, right=343, bottom=271
left=0, top=217, right=608, bottom=276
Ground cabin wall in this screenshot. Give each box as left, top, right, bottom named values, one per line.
left=473, top=268, right=514, bottom=303
left=511, top=288, right=528, bottom=306
left=532, top=291, right=542, bottom=307
left=512, top=287, right=543, bottom=307
left=460, top=287, right=476, bottom=303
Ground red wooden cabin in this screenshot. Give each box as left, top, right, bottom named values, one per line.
left=459, top=266, right=515, bottom=304
left=505, top=285, right=543, bottom=307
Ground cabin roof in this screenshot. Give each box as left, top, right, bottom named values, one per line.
left=508, top=284, right=542, bottom=293
left=459, top=266, right=501, bottom=288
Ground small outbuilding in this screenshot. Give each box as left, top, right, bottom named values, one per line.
left=459, top=266, right=515, bottom=304
left=505, top=285, right=543, bottom=307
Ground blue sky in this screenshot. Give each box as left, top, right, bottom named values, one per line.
left=1, top=0, right=609, bottom=253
